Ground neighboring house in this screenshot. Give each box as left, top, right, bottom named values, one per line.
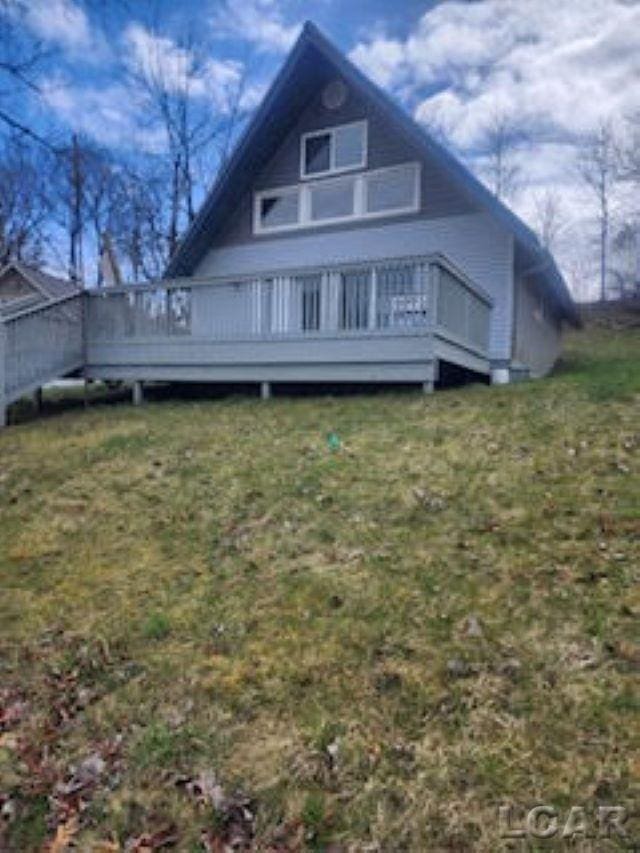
left=0, top=262, right=84, bottom=426
left=0, top=261, right=80, bottom=318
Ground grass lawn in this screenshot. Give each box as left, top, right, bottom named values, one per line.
left=1, top=313, right=639, bottom=851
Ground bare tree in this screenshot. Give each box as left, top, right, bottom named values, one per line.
left=531, top=188, right=565, bottom=253
left=609, top=222, right=640, bottom=299
left=125, top=23, right=249, bottom=259
left=577, top=120, right=619, bottom=302
left=610, top=112, right=640, bottom=297
left=0, top=134, right=53, bottom=264
left=479, top=111, right=528, bottom=201
left=109, top=163, right=170, bottom=282
left=619, top=111, right=640, bottom=185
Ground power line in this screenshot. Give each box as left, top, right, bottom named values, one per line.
left=0, top=107, right=60, bottom=153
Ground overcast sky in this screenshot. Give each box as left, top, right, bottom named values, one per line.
left=10, top=0, right=640, bottom=298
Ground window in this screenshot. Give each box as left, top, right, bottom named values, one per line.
left=299, top=274, right=322, bottom=331
left=340, top=270, right=371, bottom=330
left=310, top=177, right=355, bottom=221
left=301, top=121, right=366, bottom=178
left=254, top=163, right=420, bottom=234
left=334, top=124, right=365, bottom=169
left=366, top=163, right=419, bottom=214
left=305, top=134, right=331, bottom=175
left=258, top=189, right=299, bottom=230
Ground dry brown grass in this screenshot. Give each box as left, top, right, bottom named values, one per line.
left=1, top=316, right=639, bottom=850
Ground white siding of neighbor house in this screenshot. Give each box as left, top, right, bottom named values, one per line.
left=194, top=211, right=515, bottom=362
left=513, top=275, right=562, bottom=378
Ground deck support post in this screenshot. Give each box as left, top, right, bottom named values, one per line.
left=132, top=380, right=144, bottom=406
left=260, top=381, right=271, bottom=400
left=422, top=381, right=434, bottom=395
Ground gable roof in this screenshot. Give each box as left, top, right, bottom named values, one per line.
left=0, top=261, right=81, bottom=308
left=166, top=21, right=580, bottom=326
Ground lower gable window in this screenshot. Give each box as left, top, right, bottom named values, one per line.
left=258, top=189, right=299, bottom=230
left=254, top=162, right=420, bottom=235
left=310, top=177, right=356, bottom=221
left=366, top=163, right=419, bottom=215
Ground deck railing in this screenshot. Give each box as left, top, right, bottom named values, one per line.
left=1, top=293, right=84, bottom=405
left=86, top=255, right=492, bottom=353
left=434, top=263, right=492, bottom=353
left=0, top=256, right=493, bottom=422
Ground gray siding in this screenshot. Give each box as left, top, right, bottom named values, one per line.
left=214, top=82, right=477, bottom=248
left=513, top=275, right=561, bottom=377
left=195, top=212, right=514, bottom=361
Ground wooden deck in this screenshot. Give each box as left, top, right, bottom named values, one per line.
left=1, top=254, right=492, bottom=425
left=84, top=255, right=492, bottom=389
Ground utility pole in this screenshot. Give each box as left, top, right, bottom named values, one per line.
left=69, top=133, right=84, bottom=284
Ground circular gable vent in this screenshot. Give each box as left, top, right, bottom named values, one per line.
left=322, top=79, right=347, bottom=110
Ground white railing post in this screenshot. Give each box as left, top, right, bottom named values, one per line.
left=327, top=271, right=340, bottom=331
left=429, top=262, right=440, bottom=332
left=0, top=319, right=6, bottom=428
left=369, top=266, right=378, bottom=330
left=273, top=277, right=283, bottom=333
left=283, top=275, right=292, bottom=333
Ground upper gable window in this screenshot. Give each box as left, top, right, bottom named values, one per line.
left=301, top=121, right=367, bottom=179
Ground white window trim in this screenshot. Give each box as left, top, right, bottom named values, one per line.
left=253, top=162, right=421, bottom=236
left=253, top=185, right=301, bottom=234
left=300, top=120, right=368, bottom=180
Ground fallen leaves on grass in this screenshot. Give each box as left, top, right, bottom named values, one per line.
left=44, top=813, right=79, bottom=852
left=176, top=771, right=255, bottom=850
left=125, top=823, right=179, bottom=851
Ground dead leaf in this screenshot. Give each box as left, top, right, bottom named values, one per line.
left=125, top=824, right=179, bottom=851
left=613, top=640, right=640, bottom=666
left=45, top=815, right=79, bottom=853
left=0, top=697, right=28, bottom=731
left=175, top=770, right=226, bottom=809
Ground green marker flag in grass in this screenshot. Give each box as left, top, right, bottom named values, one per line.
left=326, top=431, right=341, bottom=451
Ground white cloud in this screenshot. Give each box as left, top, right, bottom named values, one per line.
left=211, top=0, right=302, bottom=53
left=20, top=0, right=95, bottom=52
left=123, top=23, right=244, bottom=112
left=41, top=77, right=166, bottom=153
left=351, top=0, right=640, bottom=148
left=350, top=0, right=640, bottom=298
